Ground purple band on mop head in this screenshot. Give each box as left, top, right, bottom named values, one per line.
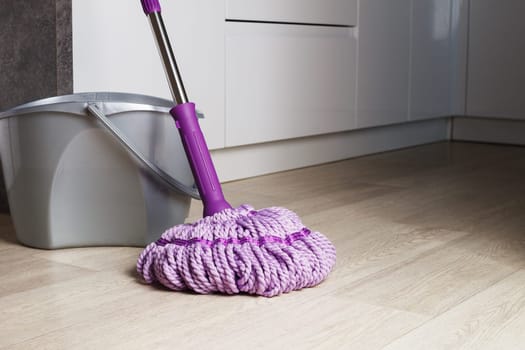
left=155, top=228, right=311, bottom=247
left=141, top=0, right=161, bottom=15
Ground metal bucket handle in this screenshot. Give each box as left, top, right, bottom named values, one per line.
left=86, top=103, right=200, bottom=199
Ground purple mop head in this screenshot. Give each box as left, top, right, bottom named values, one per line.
left=138, top=0, right=336, bottom=297
left=137, top=204, right=336, bottom=297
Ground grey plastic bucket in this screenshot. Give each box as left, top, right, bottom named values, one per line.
left=0, top=92, right=199, bottom=249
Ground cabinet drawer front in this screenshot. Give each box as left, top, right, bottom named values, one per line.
left=226, top=23, right=356, bottom=147
left=226, top=0, right=357, bottom=26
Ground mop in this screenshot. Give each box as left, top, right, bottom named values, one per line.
left=136, top=0, right=336, bottom=297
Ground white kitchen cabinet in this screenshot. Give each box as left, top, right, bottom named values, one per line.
left=226, top=0, right=357, bottom=26
left=72, top=0, right=226, bottom=149
left=357, top=0, right=411, bottom=128
left=71, top=0, right=461, bottom=156
left=358, top=0, right=457, bottom=126
left=467, top=0, right=525, bottom=120
left=449, top=0, right=469, bottom=116
left=409, top=0, right=453, bottom=120
left=225, top=22, right=357, bottom=147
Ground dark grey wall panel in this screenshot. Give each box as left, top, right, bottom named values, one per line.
left=56, top=0, right=72, bottom=95
left=0, top=0, right=72, bottom=110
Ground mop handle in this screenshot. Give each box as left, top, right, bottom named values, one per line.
left=142, top=1, right=187, bottom=105
left=141, top=0, right=232, bottom=217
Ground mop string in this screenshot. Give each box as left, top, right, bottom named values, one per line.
left=155, top=227, right=311, bottom=247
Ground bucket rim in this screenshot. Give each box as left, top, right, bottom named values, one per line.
left=0, top=91, right=201, bottom=199
left=0, top=92, right=175, bottom=119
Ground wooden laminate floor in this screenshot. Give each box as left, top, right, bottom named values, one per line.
left=1, top=141, right=524, bottom=349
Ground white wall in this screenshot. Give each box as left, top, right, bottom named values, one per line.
left=72, top=0, right=226, bottom=149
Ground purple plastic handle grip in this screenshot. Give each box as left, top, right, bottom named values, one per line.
left=141, top=0, right=161, bottom=15
left=170, top=103, right=232, bottom=217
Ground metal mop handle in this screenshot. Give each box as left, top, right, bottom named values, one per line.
left=143, top=4, right=188, bottom=104
left=141, top=0, right=232, bottom=217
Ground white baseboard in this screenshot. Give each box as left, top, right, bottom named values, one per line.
left=212, top=118, right=450, bottom=182
left=452, top=117, right=525, bottom=146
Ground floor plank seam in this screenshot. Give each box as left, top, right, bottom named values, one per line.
left=0, top=323, right=81, bottom=350
left=343, top=236, right=467, bottom=291
left=380, top=267, right=525, bottom=349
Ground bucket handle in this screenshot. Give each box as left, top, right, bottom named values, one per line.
left=86, top=103, right=200, bottom=199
